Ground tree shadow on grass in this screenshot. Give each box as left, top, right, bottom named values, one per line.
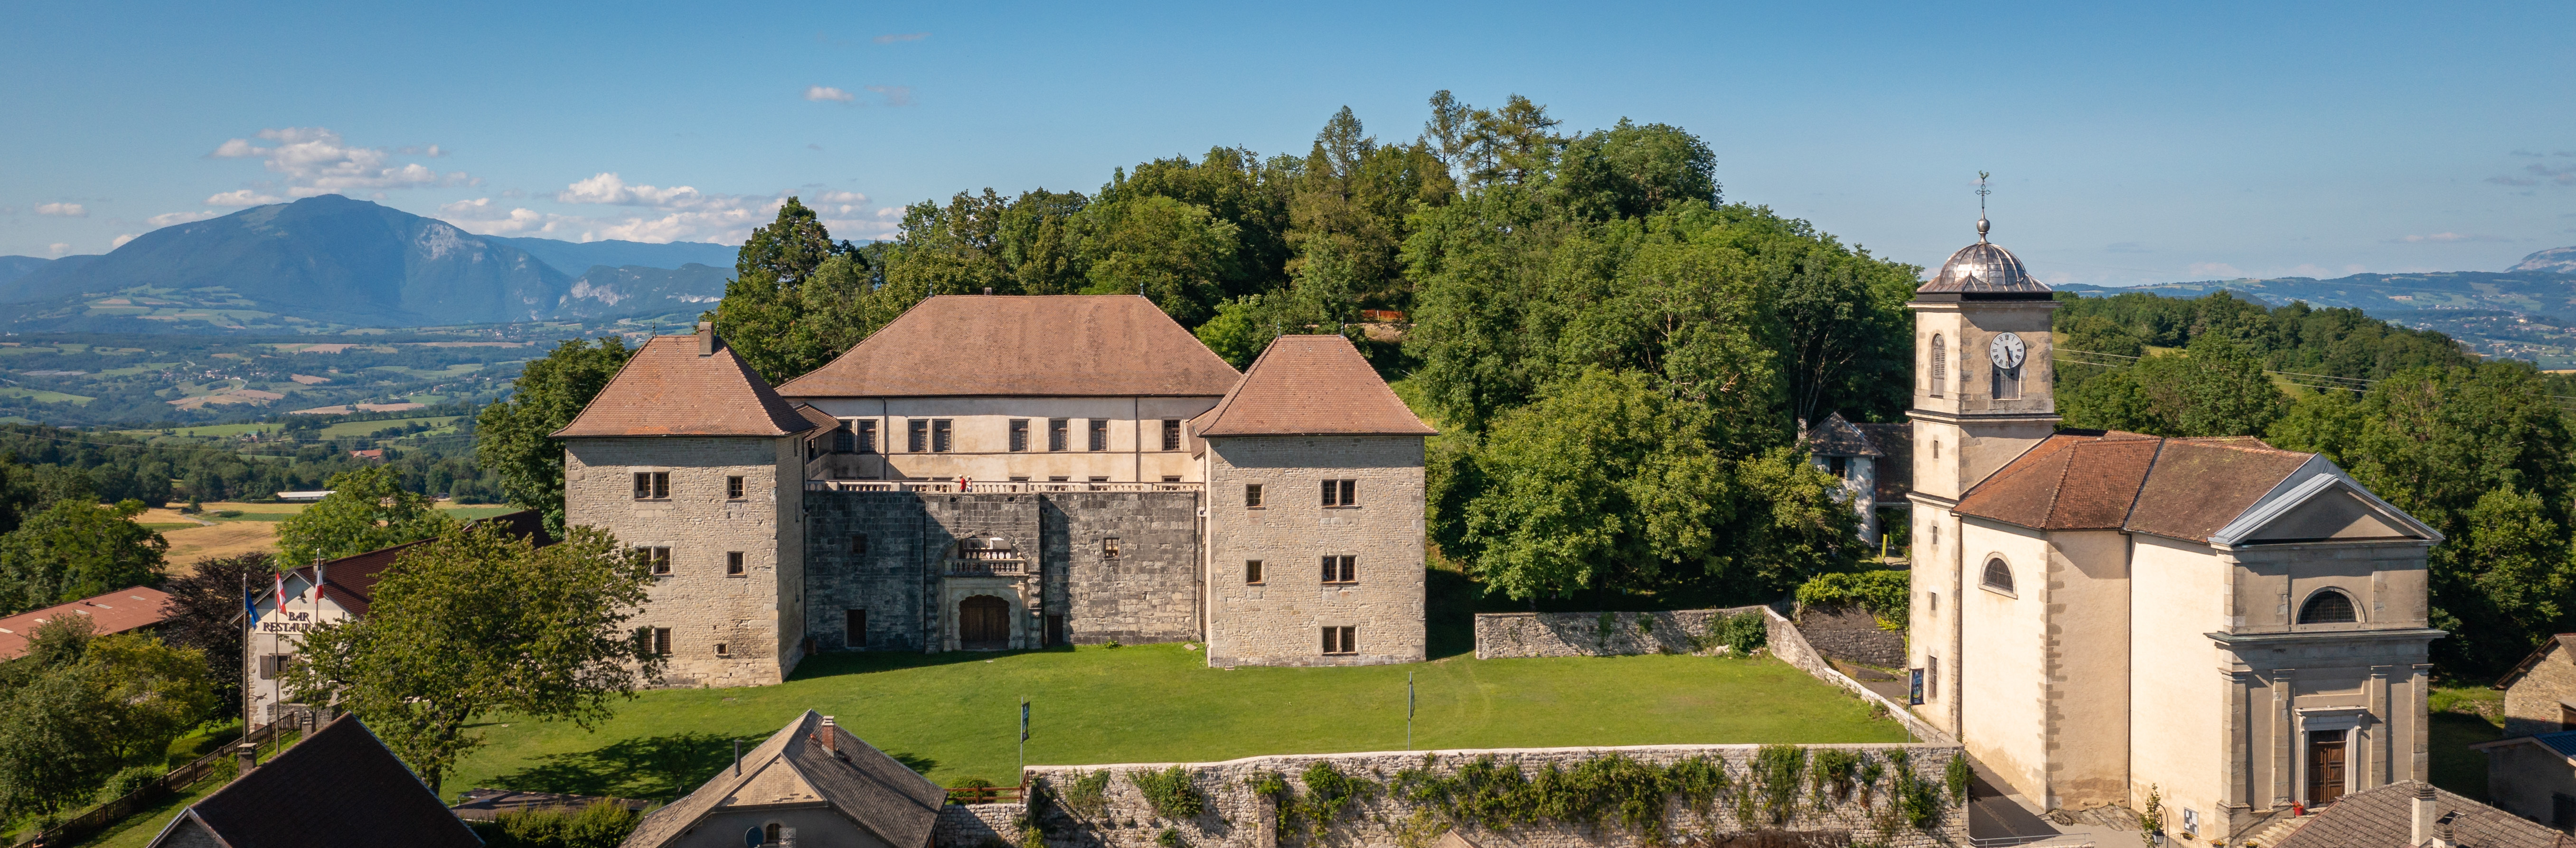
left=489, top=734, right=948, bottom=802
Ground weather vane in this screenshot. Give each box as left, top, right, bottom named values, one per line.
left=1975, top=171, right=1992, bottom=242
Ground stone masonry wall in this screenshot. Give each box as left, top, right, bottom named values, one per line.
left=1051, top=492, right=1203, bottom=645
left=1473, top=608, right=1763, bottom=660
left=2505, top=640, right=2576, bottom=737
left=998, top=744, right=1968, bottom=848
left=1792, top=606, right=1905, bottom=669
left=1204, top=436, right=1426, bottom=668
left=940, top=803, right=1025, bottom=848
left=564, top=436, right=800, bottom=689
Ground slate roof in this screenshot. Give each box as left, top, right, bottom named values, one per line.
left=1954, top=431, right=2434, bottom=545
left=2271, top=781, right=2575, bottom=848
left=1858, top=423, right=1912, bottom=504
left=153, top=714, right=480, bottom=848
left=622, top=710, right=945, bottom=848
left=2495, top=634, right=2575, bottom=690
left=0, top=586, right=171, bottom=659
left=776, top=295, right=1241, bottom=399
left=276, top=510, right=553, bottom=618
left=1193, top=335, right=1435, bottom=438
left=1916, top=240, right=2050, bottom=297
left=555, top=332, right=818, bottom=438
left=1805, top=413, right=1880, bottom=457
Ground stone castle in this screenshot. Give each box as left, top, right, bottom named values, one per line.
left=552, top=295, right=1435, bottom=687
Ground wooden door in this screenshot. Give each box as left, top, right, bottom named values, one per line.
left=959, top=596, right=1010, bottom=649
left=2306, top=730, right=2348, bottom=805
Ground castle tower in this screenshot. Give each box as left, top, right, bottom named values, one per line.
left=1905, top=211, right=2059, bottom=737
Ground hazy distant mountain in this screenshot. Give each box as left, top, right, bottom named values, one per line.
left=2514, top=245, right=2576, bottom=275
left=489, top=236, right=736, bottom=278
left=0, top=255, right=99, bottom=287
left=0, top=196, right=733, bottom=331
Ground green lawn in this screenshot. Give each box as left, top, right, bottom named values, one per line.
left=316, top=415, right=459, bottom=438
left=2429, top=685, right=2504, bottom=801
left=442, top=644, right=1907, bottom=805
left=438, top=505, right=523, bottom=520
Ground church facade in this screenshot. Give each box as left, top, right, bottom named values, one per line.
left=553, top=296, right=1434, bottom=688
left=1904, top=219, right=2444, bottom=841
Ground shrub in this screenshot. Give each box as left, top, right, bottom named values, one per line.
left=1749, top=745, right=1806, bottom=825
left=1944, top=755, right=1973, bottom=803
left=1061, top=770, right=1111, bottom=818
left=485, top=801, right=641, bottom=848
left=1297, top=761, right=1374, bottom=836
left=1129, top=766, right=1204, bottom=819
left=1810, top=749, right=1860, bottom=805
left=1887, top=750, right=1942, bottom=832
left=1155, top=827, right=1187, bottom=848
left=1796, top=570, right=1909, bottom=630
left=97, top=764, right=164, bottom=802
left=1718, top=611, right=1768, bottom=656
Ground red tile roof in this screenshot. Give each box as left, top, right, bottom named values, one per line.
left=1194, top=335, right=1436, bottom=438
left=283, top=510, right=553, bottom=618
left=1954, top=431, right=2326, bottom=543
left=0, top=586, right=171, bottom=659
left=554, top=332, right=817, bottom=438
left=775, top=295, right=1241, bottom=398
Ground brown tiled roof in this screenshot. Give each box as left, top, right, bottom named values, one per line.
left=2124, top=438, right=2314, bottom=542
left=776, top=295, right=1241, bottom=398
left=623, top=710, right=944, bottom=848
left=2272, top=781, right=2575, bottom=848
left=1805, top=413, right=1880, bottom=457
left=554, top=333, right=817, bottom=438
left=282, top=510, right=553, bottom=618
left=793, top=402, right=840, bottom=433
left=170, top=714, right=482, bottom=848
left=0, top=587, right=170, bottom=660
left=1193, top=335, right=1436, bottom=438
left=1955, top=432, right=2328, bottom=543
left=1859, top=423, right=1912, bottom=504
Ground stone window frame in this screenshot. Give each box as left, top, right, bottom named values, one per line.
left=907, top=419, right=929, bottom=452
left=1321, top=479, right=1359, bottom=508
left=1087, top=419, right=1109, bottom=452
left=632, top=471, right=670, bottom=500
left=1928, top=334, right=1946, bottom=397
left=1245, top=483, right=1264, bottom=509
left=931, top=419, right=954, bottom=453
left=1009, top=419, right=1031, bottom=452
left=852, top=419, right=878, bottom=454
left=1048, top=418, right=1069, bottom=451
left=1161, top=419, right=1183, bottom=451
left=1101, top=537, right=1120, bottom=559
left=726, top=551, right=746, bottom=577
left=714, top=642, right=730, bottom=658
left=637, top=626, right=671, bottom=656
left=1322, top=626, right=1357, bottom=656
left=725, top=475, right=746, bottom=500
left=1979, top=555, right=2016, bottom=597
left=639, top=547, right=672, bottom=577
left=1322, top=555, right=1357, bottom=585
left=1245, top=559, right=1264, bottom=585
left=2296, top=587, right=2361, bottom=624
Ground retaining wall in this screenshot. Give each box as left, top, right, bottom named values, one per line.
left=1759, top=608, right=1948, bottom=744
left=993, top=743, right=1968, bottom=848
left=1791, top=606, right=1905, bottom=669
left=1471, top=607, right=1765, bottom=660
left=940, top=803, right=1025, bottom=848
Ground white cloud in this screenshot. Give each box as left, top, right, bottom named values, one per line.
left=204, top=127, right=472, bottom=197
left=205, top=189, right=284, bottom=206
left=46, top=243, right=71, bottom=256
left=805, top=85, right=856, bottom=103
left=866, top=85, right=915, bottom=107
left=874, top=32, right=928, bottom=43
left=110, top=233, right=139, bottom=249
left=556, top=172, right=715, bottom=208
left=2186, top=262, right=2246, bottom=279
left=809, top=189, right=871, bottom=216
left=35, top=203, right=86, bottom=217
left=439, top=173, right=902, bottom=244
left=148, top=210, right=220, bottom=227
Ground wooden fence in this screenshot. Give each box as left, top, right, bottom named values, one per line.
left=15, top=708, right=322, bottom=847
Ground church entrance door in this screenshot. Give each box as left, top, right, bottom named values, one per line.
left=959, top=596, right=1010, bottom=650
left=2306, top=730, right=2347, bottom=805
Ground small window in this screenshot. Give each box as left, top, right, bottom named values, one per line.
left=1088, top=419, right=1110, bottom=452
left=1049, top=475, right=1070, bottom=482
left=714, top=643, right=729, bottom=658
left=908, top=419, right=929, bottom=452
left=259, top=653, right=289, bottom=680
left=1048, top=418, right=1069, bottom=451
left=641, top=547, right=672, bottom=575
left=1010, top=419, right=1030, bottom=452
left=727, top=475, right=746, bottom=499
left=726, top=551, right=746, bottom=576
left=637, top=627, right=670, bottom=656
left=1245, top=484, right=1264, bottom=508
left=1322, top=555, right=1356, bottom=584
left=2562, top=704, right=2576, bottom=733
left=1246, top=560, right=1265, bottom=584
left=850, top=534, right=867, bottom=556
left=1087, top=475, right=1109, bottom=483
left=1927, top=654, right=1939, bottom=697
left=1321, top=479, right=1358, bottom=507
left=931, top=419, right=953, bottom=452
left=833, top=422, right=856, bottom=453
left=766, top=824, right=782, bottom=843
left=1981, top=558, right=2013, bottom=594
left=632, top=472, right=670, bottom=500
left=2298, top=590, right=2358, bottom=624
left=1161, top=419, right=1182, bottom=451
left=1928, top=592, right=1938, bottom=613
left=846, top=609, right=866, bottom=647
left=1929, top=334, right=1946, bottom=397
left=1323, top=626, right=1356, bottom=655
left=1102, top=537, right=1120, bottom=559
left=1161, top=475, right=1182, bottom=483
left=854, top=419, right=878, bottom=454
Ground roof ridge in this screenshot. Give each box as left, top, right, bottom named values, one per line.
left=2116, top=437, right=2170, bottom=531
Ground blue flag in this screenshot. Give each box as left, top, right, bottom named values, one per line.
left=244, top=590, right=258, bottom=625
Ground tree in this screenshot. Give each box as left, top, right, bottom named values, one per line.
left=1550, top=119, right=1720, bottom=221
left=2059, top=335, right=2284, bottom=437
left=284, top=522, right=662, bottom=793
left=710, top=198, right=865, bottom=382
left=0, top=499, right=167, bottom=615
left=1079, top=195, right=1241, bottom=326
left=476, top=337, right=633, bottom=534
left=160, top=551, right=273, bottom=715
left=275, top=466, right=455, bottom=568
left=0, top=617, right=214, bottom=819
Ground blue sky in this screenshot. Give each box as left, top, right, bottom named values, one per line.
left=4, top=1, right=2572, bottom=286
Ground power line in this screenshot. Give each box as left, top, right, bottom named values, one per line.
left=2053, top=349, right=2576, bottom=408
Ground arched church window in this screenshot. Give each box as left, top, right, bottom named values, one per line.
left=2297, top=589, right=2358, bottom=624
left=1928, top=335, right=1946, bottom=397
left=1981, top=558, right=2014, bottom=594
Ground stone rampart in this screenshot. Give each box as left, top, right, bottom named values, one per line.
left=993, top=743, right=1967, bottom=848
left=1472, top=608, right=1764, bottom=660
left=939, top=802, right=1024, bottom=847
left=1791, top=606, right=1905, bottom=669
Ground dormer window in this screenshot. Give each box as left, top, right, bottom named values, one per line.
left=2298, top=589, right=2358, bottom=624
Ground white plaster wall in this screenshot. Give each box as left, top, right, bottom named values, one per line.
left=1958, top=518, right=2054, bottom=805
left=2046, top=529, right=2132, bottom=808
left=564, top=435, right=803, bottom=688
left=243, top=586, right=354, bottom=725
left=1202, top=436, right=1425, bottom=667
left=1907, top=501, right=1960, bottom=731
left=800, top=396, right=1220, bottom=483
left=2127, top=534, right=2229, bottom=826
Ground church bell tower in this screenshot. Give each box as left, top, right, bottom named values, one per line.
left=1906, top=183, right=2061, bottom=734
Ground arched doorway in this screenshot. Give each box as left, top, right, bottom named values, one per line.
left=959, top=595, right=1011, bottom=650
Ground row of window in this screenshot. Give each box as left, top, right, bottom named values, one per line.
left=1242, top=556, right=1361, bottom=585
left=830, top=418, right=1190, bottom=454
left=1242, top=480, right=1363, bottom=509
left=635, top=546, right=748, bottom=577
left=645, top=612, right=1366, bottom=658
left=632, top=472, right=748, bottom=501
left=1972, top=555, right=2361, bottom=624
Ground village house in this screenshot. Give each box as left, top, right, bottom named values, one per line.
left=552, top=296, right=1434, bottom=687
left=145, top=713, right=481, bottom=848
left=616, top=710, right=942, bottom=848
left=1904, top=216, right=2445, bottom=842
left=0, top=586, right=169, bottom=659
left=2473, top=634, right=2576, bottom=829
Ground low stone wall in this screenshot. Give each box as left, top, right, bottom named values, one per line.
left=1472, top=607, right=1765, bottom=659
left=999, top=743, right=1967, bottom=848
left=1760, top=607, right=1947, bottom=744
left=1792, top=606, right=1904, bottom=669
left=940, top=803, right=1024, bottom=848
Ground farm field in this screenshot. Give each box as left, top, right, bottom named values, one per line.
left=147, top=501, right=529, bottom=569
left=440, top=643, right=1910, bottom=805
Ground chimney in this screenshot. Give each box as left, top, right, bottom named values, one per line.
left=820, top=716, right=837, bottom=754
left=983, top=287, right=994, bottom=296
left=234, top=741, right=258, bottom=776
left=697, top=321, right=717, bottom=356
left=2412, top=783, right=2442, bottom=847
left=733, top=738, right=742, bottom=776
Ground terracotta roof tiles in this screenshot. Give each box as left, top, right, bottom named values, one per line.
left=555, top=332, right=817, bottom=438
left=777, top=296, right=1241, bottom=398
left=0, top=587, right=171, bottom=659
left=1193, top=335, right=1435, bottom=438
left=1955, top=431, right=2328, bottom=543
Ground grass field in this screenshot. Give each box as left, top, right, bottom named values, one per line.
left=315, top=415, right=458, bottom=438
left=439, top=643, right=1907, bottom=804
left=2429, top=685, right=2503, bottom=801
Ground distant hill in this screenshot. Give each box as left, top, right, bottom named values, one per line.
left=0, top=255, right=98, bottom=287
left=2056, top=256, right=2576, bottom=369
left=2515, top=245, right=2576, bottom=275
left=0, top=196, right=734, bottom=332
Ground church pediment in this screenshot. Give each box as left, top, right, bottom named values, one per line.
left=2211, top=472, right=2439, bottom=546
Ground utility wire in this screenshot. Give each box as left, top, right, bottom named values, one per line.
left=2054, top=348, right=2576, bottom=408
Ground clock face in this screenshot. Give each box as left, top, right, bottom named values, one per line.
left=1989, top=333, right=2027, bottom=369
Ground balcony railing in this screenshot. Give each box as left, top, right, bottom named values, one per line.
left=807, top=480, right=1202, bottom=494
left=946, top=559, right=1027, bottom=576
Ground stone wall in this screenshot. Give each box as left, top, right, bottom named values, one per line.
left=1050, top=492, right=1203, bottom=646
left=940, top=803, right=1025, bottom=848
left=1760, top=608, right=1950, bottom=744
left=1472, top=608, right=1763, bottom=660
left=1000, top=743, right=1968, bottom=848
left=1204, top=436, right=1428, bottom=668
left=564, top=435, right=801, bottom=689
left=2504, top=640, right=2576, bottom=738
left=1792, top=606, right=1904, bottom=669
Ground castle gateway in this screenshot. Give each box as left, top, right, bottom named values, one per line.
left=554, top=295, right=1433, bottom=687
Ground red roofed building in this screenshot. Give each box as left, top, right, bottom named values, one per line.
left=0, top=586, right=172, bottom=659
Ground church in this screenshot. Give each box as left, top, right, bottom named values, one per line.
left=1903, top=217, right=2446, bottom=842
left=552, top=295, right=1435, bottom=688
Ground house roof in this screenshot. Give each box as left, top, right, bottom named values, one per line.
left=1192, top=335, right=1435, bottom=438
left=2497, top=634, right=2576, bottom=690
left=2271, top=780, right=2575, bottom=848
left=776, top=295, right=1241, bottom=399
left=793, top=402, right=840, bottom=434
left=0, top=586, right=171, bottom=659
left=623, top=710, right=945, bottom=848
left=156, top=714, right=481, bottom=848
left=555, top=332, right=818, bottom=438
left=1954, top=431, right=2439, bottom=546
left=274, top=510, right=553, bottom=618
left=1805, top=413, right=1880, bottom=457
left=1858, top=423, right=1912, bottom=504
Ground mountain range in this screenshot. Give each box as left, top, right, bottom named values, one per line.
left=0, top=196, right=736, bottom=331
